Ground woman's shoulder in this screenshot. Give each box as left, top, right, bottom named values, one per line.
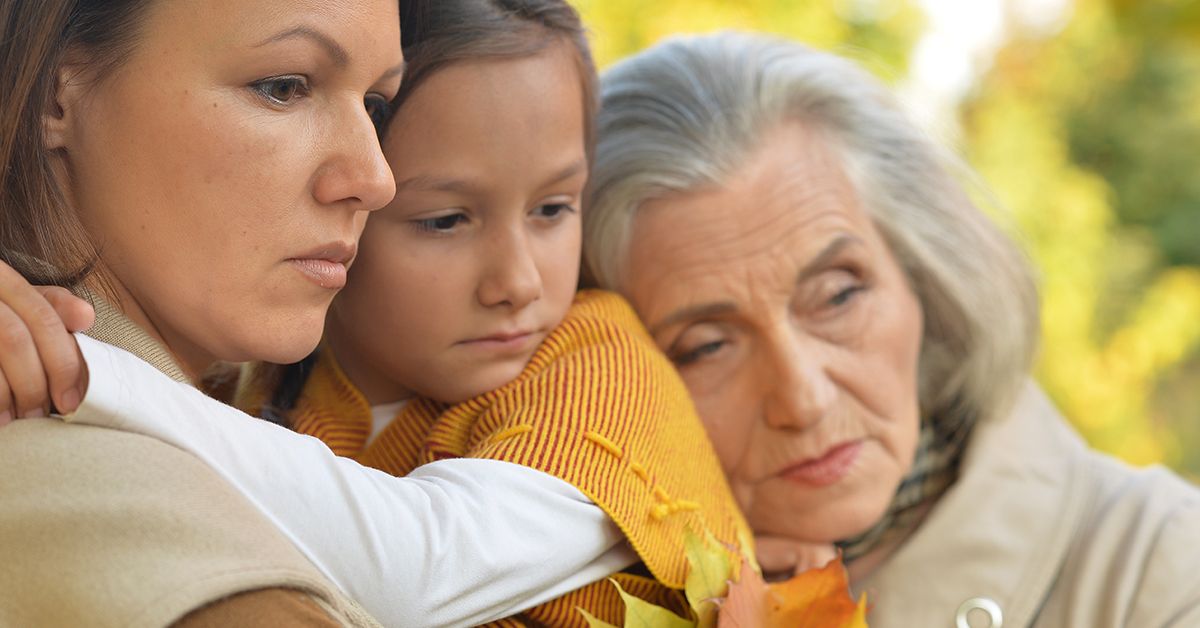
left=0, top=419, right=362, bottom=627
left=1051, top=449, right=1200, bottom=626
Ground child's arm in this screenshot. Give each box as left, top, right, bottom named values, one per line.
left=65, top=334, right=636, bottom=628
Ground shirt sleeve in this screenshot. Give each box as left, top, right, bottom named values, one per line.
left=65, top=334, right=636, bottom=628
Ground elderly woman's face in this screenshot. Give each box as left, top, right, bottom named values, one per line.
left=623, top=122, right=923, bottom=543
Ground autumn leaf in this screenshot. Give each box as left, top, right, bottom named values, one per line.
left=580, top=529, right=867, bottom=627
left=718, top=556, right=867, bottom=628
left=612, top=578, right=694, bottom=628
left=578, top=608, right=620, bottom=628
left=683, top=528, right=733, bottom=627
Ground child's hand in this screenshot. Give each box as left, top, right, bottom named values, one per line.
left=754, top=534, right=838, bottom=580
left=0, top=261, right=94, bottom=426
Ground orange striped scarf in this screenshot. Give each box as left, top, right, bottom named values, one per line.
left=238, top=290, right=750, bottom=626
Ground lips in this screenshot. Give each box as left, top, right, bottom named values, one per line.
left=457, top=329, right=541, bottom=355
left=778, top=440, right=863, bottom=487
left=288, top=242, right=357, bottom=290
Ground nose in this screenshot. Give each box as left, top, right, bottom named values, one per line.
left=761, top=331, right=836, bottom=431
left=476, top=224, right=543, bottom=310
left=311, top=102, right=396, bottom=212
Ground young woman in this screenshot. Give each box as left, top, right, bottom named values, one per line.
left=0, top=1, right=654, bottom=626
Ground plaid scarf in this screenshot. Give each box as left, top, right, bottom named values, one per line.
left=837, top=410, right=971, bottom=562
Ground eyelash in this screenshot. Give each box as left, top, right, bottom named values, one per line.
left=251, top=76, right=392, bottom=135
left=411, top=213, right=468, bottom=234
left=829, top=284, right=865, bottom=307
left=533, top=203, right=576, bottom=219
left=364, top=94, right=392, bottom=136
left=251, top=75, right=311, bottom=105
left=672, top=340, right=725, bottom=366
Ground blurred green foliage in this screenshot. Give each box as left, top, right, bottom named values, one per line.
left=576, top=0, right=1200, bottom=479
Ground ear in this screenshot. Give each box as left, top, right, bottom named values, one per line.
left=43, top=61, right=89, bottom=151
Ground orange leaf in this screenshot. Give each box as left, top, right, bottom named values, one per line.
left=716, top=559, right=768, bottom=628
left=717, top=557, right=867, bottom=628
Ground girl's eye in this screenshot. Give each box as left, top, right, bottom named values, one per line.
left=672, top=340, right=726, bottom=366
left=534, top=203, right=575, bottom=219
left=412, top=213, right=467, bottom=233
left=251, top=76, right=310, bottom=105
left=365, top=94, right=392, bottom=135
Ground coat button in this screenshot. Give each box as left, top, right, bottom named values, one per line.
left=955, top=597, right=1003, bottom=628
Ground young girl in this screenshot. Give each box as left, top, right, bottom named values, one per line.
left=239, top=1, right=749, bottom=624
left=1, top=1, right=750, bottom=626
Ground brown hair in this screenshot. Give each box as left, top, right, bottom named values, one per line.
left=259, top=0, right=599, bottom=426
left=397, top=0, right=597, bottom=150
left=0, top=0, right=153, bottom=286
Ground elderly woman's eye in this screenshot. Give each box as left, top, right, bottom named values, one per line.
left=829, top=284, right=865, bottom=307
left=673, top=340, right=726, bottom=366
left=251, top=75, right=310, bottom=105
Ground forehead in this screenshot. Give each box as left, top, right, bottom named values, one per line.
left=382, top=42, right=585, bottom=170
left=139, top=0, right=401, bottom=54
left=624, top=122, right=879, bottom=309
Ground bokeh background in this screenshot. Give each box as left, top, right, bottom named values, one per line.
left=574, top=0, right=1200, bottom=479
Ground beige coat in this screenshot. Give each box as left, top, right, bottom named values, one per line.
left=856, top=384, right=1200, bottom=627
left=0, top=299, right=379, bottom=628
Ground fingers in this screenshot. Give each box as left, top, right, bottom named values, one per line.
left=0, top=263, right=88, bottom=416
left=0, top=300, right=51, bottom=419
left=37, top=286, right=95, bottom=333
left=0, top=368, right=11, bottom=427
left=754, top=535, right=838, bottom=580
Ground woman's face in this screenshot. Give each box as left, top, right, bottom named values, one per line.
left=623, top=122, right=923, bottom=543
left=326, top=43, right=586, bottom=405
left=55, top=0, right=403, bottom=376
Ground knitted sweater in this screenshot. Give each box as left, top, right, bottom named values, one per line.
left=239, top=290, right=751, bottom=626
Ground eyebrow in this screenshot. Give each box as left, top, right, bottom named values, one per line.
left=396, top=159, right=588, bottom=196
left=254, top=26, right=350, bottom=67
left=646, top=233, right=864, bottom=336
left=540, top=159, right=588, bottom=188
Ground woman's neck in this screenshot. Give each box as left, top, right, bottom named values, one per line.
left=86, top=274, right=208, bottom=383
left=846, top=500, right=934, bottom=585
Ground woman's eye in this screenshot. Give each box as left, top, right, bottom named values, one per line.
left=828, top=284, right=865, bottom=307
left=534, top=203, right=575, bottom=219
left=412, top=213, right=467, bottom=234
left=365, top=94, right=392, bottom=135
left=251, top=76, right=310, bottom=105
left=672, top=340, right=726, bottom=366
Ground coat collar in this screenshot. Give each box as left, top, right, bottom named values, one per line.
left=854, top=383, right=1092, bottom=627
left=80, top=289, right=191, bottom=385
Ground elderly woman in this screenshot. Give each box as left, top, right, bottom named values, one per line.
left=582, top=32, right=1200, bottom=627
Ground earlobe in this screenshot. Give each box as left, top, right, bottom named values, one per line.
left=43, top=64, right=86, bottom=150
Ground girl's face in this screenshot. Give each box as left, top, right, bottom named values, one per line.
left=327, top=41, right=587, bottom=405
left=51, top=0, right=403, bottom=377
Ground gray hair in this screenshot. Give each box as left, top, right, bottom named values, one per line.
left=584, top=32, right=1040, bottom=430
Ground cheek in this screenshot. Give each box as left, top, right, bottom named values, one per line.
left=688, top=382, right=754, bottom=476
left=543, top=226, right=582, bottom=305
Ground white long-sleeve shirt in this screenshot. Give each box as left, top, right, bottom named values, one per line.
left=65, top=334, right=635, bottom=627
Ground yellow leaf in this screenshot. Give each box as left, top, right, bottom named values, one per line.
left=684, top=527, right=733, bottom=626
left=735, top=526, right=759, bottom=574
left=846, top=593, right=868, bottom=628
left=612, top=578, right=696, bottom=628
left=577, top=607, right=621, bottom=628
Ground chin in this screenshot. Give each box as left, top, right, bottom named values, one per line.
left=235, top=318, right=325, bottom=365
